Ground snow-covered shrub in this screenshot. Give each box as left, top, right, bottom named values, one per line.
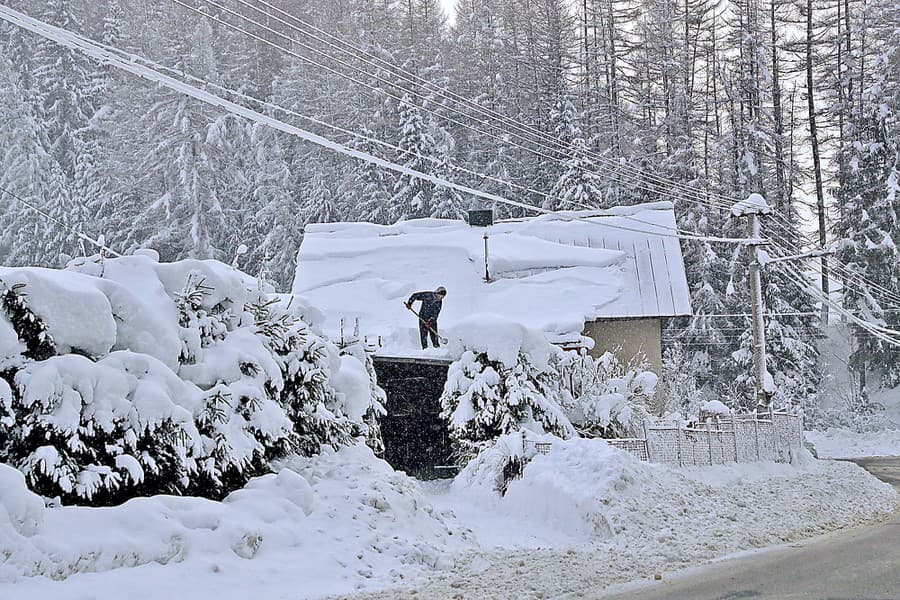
left=176, top=284, right=295, bottom=499
left=0, top=256, right=378, bottom=505
left=451, top=431, right=563, bottom=495
left=335, top=340, right=387, bottom=456
left=440, top=316, right=575, bottom=461
left=247, top=296, right=356, bottom=458
left=557, top=350, right=657, bottom=438
left=6, top=352, right=203, bottom=505
left=0, top=282, right=54, bottom=363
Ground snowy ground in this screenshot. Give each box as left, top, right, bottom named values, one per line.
left=2, top=439, right=897, bottom=600
left=805, top=428, right=900, bottom=459
left=805, top=376, right=900, bottom=459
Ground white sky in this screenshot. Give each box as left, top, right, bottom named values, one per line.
left=440, top=0, right=456, bottom=24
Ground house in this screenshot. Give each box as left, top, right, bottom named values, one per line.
left=292, top=201, right=692, bottom=477
left=292, top=201, right=692, bottom=373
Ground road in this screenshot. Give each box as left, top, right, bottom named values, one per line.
left=599, top=456, right=900, bottom=600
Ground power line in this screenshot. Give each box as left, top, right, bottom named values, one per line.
left=236, top=0, right=737, bottom=210
left=83, top=34, right=705, bottom=241
left=192, top=0, right=900, bottom=304
left=0, top=4, right=763, bottom=252
left=176, top=0, right=745, bottom=215
left=0, top=185, right=121, bottom=257
left=776, top=259, right=900, bottom=347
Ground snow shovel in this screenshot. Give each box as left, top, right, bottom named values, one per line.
left=404, top=303, right=449, bottom=345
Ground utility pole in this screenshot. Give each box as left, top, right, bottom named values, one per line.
left=731, top=194, right=772, bottom=412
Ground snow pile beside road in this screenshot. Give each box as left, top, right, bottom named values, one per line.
left=0, top=444, right=466, bottom=597
left=497, top=438, right=897, bottom=553
left=806, top=428, right=900, bottom=458
left=1, top=437, right=896, bottom=600
left=356, top=439, right=899, bottom=599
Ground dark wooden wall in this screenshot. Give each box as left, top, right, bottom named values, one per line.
left=373, top=358, right=454, bottom=479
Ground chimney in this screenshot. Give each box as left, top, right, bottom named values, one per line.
left=467, top=209, right=493, bottom=227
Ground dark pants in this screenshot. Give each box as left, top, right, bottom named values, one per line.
left=419, top=319, right=440, bottom=348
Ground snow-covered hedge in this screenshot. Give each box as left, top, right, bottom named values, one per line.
left=0, top=254, right=383, bottom=505
left=558, top=350, right=657, bottom=438
left=439, top=316, right=660, bottom=462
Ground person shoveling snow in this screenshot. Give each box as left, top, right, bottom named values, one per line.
left=405, top=286, right=448, bottom=348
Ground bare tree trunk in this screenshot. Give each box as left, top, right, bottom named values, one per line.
left=770, top=0, right=787, bottom=217
left=806, top=0, right=830, bottom=323
left=582, top=0, right=591, bottom=131
left=605, top=0, right=621, bottom=155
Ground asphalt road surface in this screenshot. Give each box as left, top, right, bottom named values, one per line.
left=599, top=456, right=900, bottom=600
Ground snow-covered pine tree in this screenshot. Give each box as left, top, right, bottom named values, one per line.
left=549, top=136, right=605, bottom=210
left=430, top=129, right=468, bottom=219
left=391, top=94, right=439, bottom=219
left=835, top=66, right=900, bottom=392
left=246, top=296, right=356, bottom=457
left=0, top=30, right=78, bottom=267
left=173, top=276, right=296, bottom=499
left=353, top=127, right=397, bottom=224
left=222, top=122, right=300, bottom=289
left=440, top=346, right=575, bottom=460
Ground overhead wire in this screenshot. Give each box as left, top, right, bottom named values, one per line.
left=86, top=34, right=699, bottom=239
left=178, top=0, right=749, bottom=216
left=233, top=0, right=703, bottom=195
left=775, top=258, right=900, bottom=346
left=0, top=4, right=764, bottom=249
left=237, top=0, right=767, bottom=216
left=0, top=185, right=121, bottom=257
left=201, top=0, right=900, bottom=307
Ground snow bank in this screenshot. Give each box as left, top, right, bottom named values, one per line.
left=356, top=440, right=898, bottom=599
left=447, top=314, right=551, bottom=370
left=805, top=428, right=900, bottom=458
left=0, top=464, right=44, bottom=537
left=0, top=444, right=465, bottom=596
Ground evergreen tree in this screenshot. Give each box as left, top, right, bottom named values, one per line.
left=391, top=94, right=439, bottom=219
left=440, top=347, right=575, bottom=460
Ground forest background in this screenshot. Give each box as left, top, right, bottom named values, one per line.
left=0, top=0, right=897, bottom=419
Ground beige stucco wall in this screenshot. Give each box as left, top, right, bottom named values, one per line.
left=583, top=317, right=663, bottom=376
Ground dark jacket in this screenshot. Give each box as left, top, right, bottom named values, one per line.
left=407, top=291, right=443, bottom=322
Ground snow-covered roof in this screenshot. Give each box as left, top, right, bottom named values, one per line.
left=292, top=201, right=691, bottom=354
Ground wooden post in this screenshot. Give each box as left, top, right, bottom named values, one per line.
left=483, top=233, right=490, bottom=282
left=754, top=417, right=760, bottom=461
left=642, top=419, right=651, bottom=462
left=707, top=419, right=714, bottom=465
left=676, top=419, right=683, bottom=467
left=732, top=414, right=739, bottom=463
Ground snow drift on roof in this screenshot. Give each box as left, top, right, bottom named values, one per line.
left=292, top=202, right=691, bottom=356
